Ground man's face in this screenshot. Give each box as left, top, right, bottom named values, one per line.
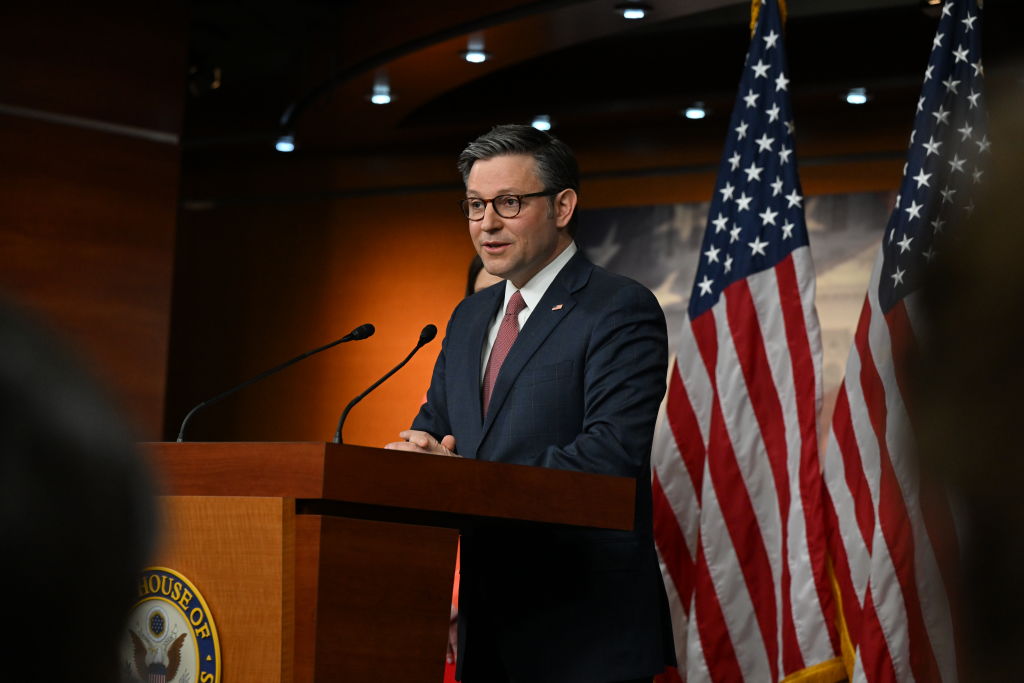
left=466, top=154, right=571, bottom=289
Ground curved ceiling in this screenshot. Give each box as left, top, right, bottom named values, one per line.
left=184, top=0, right=1023, bottom=156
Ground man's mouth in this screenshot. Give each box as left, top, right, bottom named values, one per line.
left=481, top=241, right=511, bottom=254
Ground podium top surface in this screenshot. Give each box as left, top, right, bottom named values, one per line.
left=145, top=442, right=635, bottom=531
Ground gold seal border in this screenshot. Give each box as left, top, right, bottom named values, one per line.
left=136, top=566, right=222, bottom=683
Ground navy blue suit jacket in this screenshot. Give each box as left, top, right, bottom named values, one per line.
left=413, top=251, right=675, bottom=683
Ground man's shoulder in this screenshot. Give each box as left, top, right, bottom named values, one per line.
left=573, top=258, right=661, bottom=310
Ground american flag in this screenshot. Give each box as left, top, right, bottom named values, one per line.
left=821, top=0, right=987, bottom=680
left=650, top=0, right=842, bottom=680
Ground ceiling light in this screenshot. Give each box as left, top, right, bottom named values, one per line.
left=531, top=115, right=552, bottom=131
left=684, top=102, right=707, bottom=120
left=463, top=49, right=490, bottom=63
left=845, top=87, right=869, bottom=105
left=370, top=73, right=392, bottom=105
left=615, top=2, right=651, bottom=20
left=463, top=33, right=490, bottom=64
left=275, top=134, right=295, bottom=153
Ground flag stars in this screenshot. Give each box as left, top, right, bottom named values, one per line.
left=712, top=212, right=729, bottom=232
left=781, top=221, right=795, bottom=239
left=704, top=245, right=721, bottom=263
left=755, top=133, right=775, bottom=153
left=976, top=135, right=990, bottom=153
left=897, top=235, right=913, bottom=254
left=941, top=2, right=952, bottom=17
left=972, top=168, right=983, bottom=184
left=778, top=146, right=793, bottom=165
left=744, top=89, right=760, bottom=108
left=724, top=254, right=734, bottom=273
left=785, top=189, right=803, bottom=208
left=735, top=121, right=749, bottom=140
left=730, top=225, right=743, bottom=243
left=775, top=72, right=790, bottom=92
left=729, top=151, right=742, bottom=170
left=932, top=32, right=944, bottom=50
left=932, top=106, right=950, bottom=126
left=924, top=64, right=934, bottom=82
left=962, top=13, right=977, bottom=31
left=923, top=247, right=937, bottom=263
left=770, top=176, right=784, bottom=196
left=748, top=236, right=769, bottom=256
left=759, top=207, right=778, bottom=226
left=763, top=29, right=779, bottom=49
left=971, top=60, right=984, bottom=77
left=752, top=59, right=770, bottom=78
left=766, top=104, right=781, bottom=123
left=697, top=275, right=714, bottom=296
left=913, top=169, right=931, bottom=189
left=967, top=91, right=981, bottom=109
left=784, top=120, right=796, bottom=135
left=953, top=45, right=970, bottom=63
left=940, top=186, right=956, bottom=204
left=942, top=76, right=960, bottom=94
left=735, top=193, right=753, bottom=212
left=891, top=267, right=906, bottom=286
left=744, top=161, right=764, bottom=183
left=948, top=154, right=966, bottom=173
left=917, top=96, right=925, bottom=113
left=932, top=216, right=946, bottom=234
left=957, top=124, right=973, bottom=141
left=719, top=183, right=735, bottom=202
left=904, top=200, right=923, bottom=220
left=922, top=136, right=942, bottom=156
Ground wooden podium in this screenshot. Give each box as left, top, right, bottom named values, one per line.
left=147, top=442, right=636, bottom=683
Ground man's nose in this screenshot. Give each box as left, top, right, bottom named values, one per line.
left=480, top=202, right=502, bottom=231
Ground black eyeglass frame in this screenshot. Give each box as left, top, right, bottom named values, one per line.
left=458, top=190, right=561, bottom=220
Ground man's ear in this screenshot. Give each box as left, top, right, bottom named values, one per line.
left=553, top=188, right=578, bottom=229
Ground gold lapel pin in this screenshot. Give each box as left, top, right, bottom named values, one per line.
left=551, top=304, right=563, bottom=311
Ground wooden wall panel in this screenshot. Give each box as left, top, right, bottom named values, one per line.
left=0, top=4, right=185, bottom=438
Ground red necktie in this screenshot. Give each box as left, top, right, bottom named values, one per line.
left=482, top=291, right=526, bottom=415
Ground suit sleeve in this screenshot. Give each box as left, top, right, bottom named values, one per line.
left=410, top=308, right=456, bottom=444
left=536, top=283, right=668, bottom=477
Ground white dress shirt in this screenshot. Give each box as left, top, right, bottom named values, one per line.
left=480, top=241, right=578, bottom=381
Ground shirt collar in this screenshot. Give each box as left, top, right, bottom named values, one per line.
left=502, top=241, right=577, bottom=314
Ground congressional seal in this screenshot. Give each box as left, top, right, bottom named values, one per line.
left=121, top=567, right=221, bottom=683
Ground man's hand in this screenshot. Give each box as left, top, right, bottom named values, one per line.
left=446, top=605, right=458, bottom=665
left=384, top=430, right=458, bottom=456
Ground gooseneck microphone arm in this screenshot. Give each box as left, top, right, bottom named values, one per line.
left=176, top=323, right=375, bottom=442
left=333, top=324, right=437, bottom=445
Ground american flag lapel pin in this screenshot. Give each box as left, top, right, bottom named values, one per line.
left=551, top=304, right=563, bottom=311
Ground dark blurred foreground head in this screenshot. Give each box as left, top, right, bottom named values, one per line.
left=913, top=91, right=1024, bottom=682
left=0, top=300, right=157, bottom=682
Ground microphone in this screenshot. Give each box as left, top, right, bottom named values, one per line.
left=333, top=324, right=437, bottom=444
left=176, top=323, right=375, bottom=442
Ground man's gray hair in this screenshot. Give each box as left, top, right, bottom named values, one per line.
left=458, top=124, right=580, bottom=196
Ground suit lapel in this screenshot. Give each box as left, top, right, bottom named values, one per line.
left=479, top=253, right=593, bottom=443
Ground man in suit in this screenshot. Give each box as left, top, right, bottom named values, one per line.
left=386, top=125, right=674, bottom=683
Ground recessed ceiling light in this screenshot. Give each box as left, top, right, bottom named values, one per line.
left=531, top=115, right=552, bottom=131
left=845, top=87, right=869, bottom=105
left=275, top=134, right=295, bottom=152
left=370, top=80, right=392, bottom=105
left=684, top=102, right=707, bottom=120
left=463, top=49, right=490, bottom=64
left=615, top=2, right=651, bottom=20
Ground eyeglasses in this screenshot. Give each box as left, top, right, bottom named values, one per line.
left=458, top=190, right=559, bottom=220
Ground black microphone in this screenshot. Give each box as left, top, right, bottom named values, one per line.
left=333, top=324, right=437, bottom=445
left=176, top=323, right=375, bottom=442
